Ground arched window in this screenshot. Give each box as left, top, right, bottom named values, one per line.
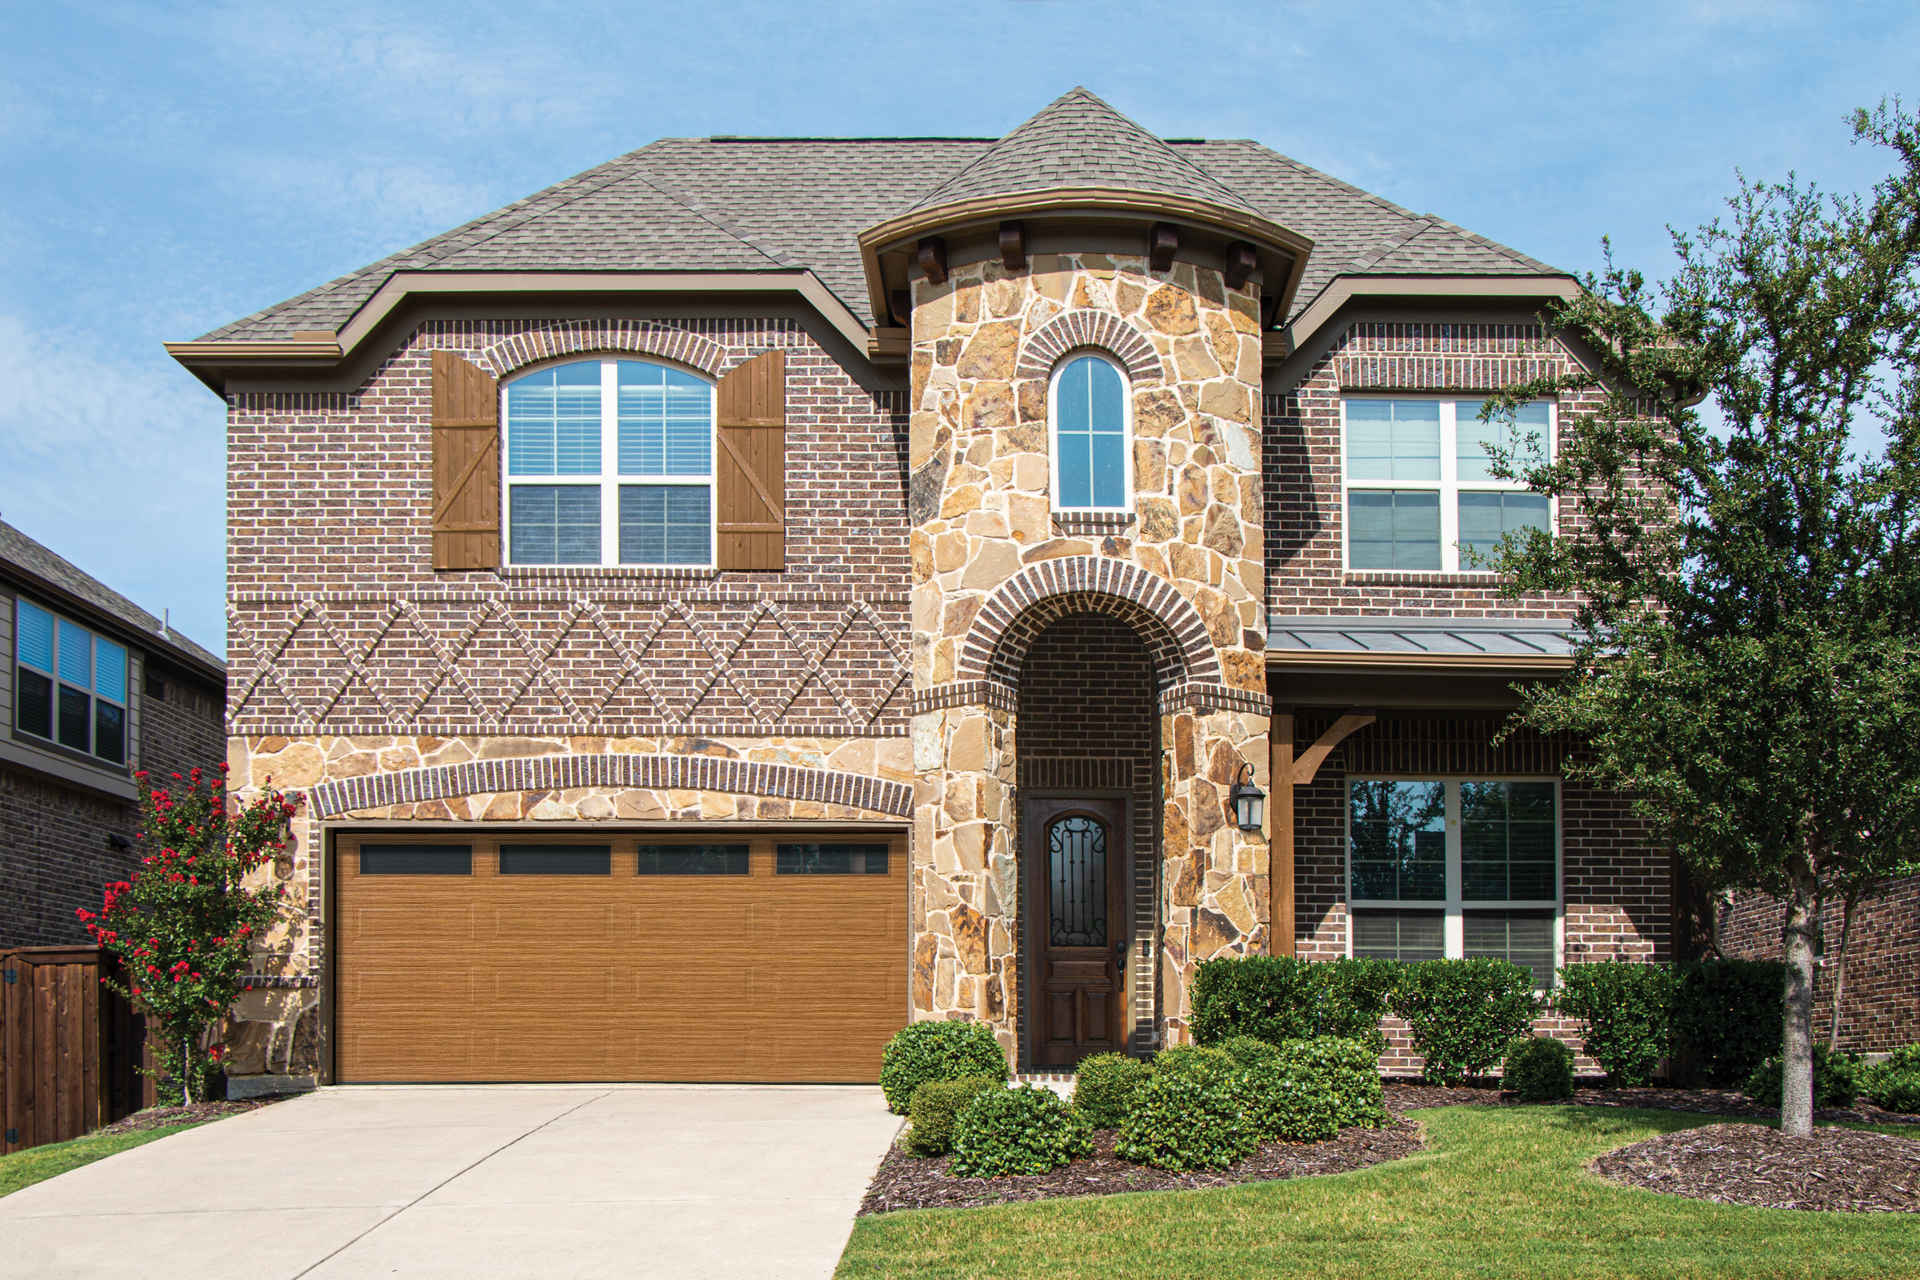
left=502, top=358, right=714, bottom=567
left=1048, top=352, right=1131, bottom=512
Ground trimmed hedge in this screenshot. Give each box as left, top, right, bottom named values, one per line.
left=1241, top=1059, right=1339, bottom=1143
left=1190, top=956, right=1397, bottom=1055
left=1276, top=1036, right=1388, bottom=1128
left=878, top=1021, right=1008, bottom=1114
left=1557, top=961, right=1673, bottom=1086
left=950, top=1084, right=1093, bottom=1177
left=905, top=1075, right=1002, bottom=1156
left=1072, top=1053, right=1150, bottom=1128
left=1389, top=958, right=1540, bottom=1085
left=1116, top=1051, right=1256, bottom=1170
left=1861, top=1045, right=1920, bottom=1113
left=1671, top=960, right=1787, bottom=1087
left=1504, top=1036, right=1575, bottom=1101
left=1218, top=1036, right=1283, bottom=1069
left=1743, top=1044, right=1862, bottom=1110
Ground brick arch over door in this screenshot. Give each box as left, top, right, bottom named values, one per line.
left=1015, top=310, right=1166, bottom=384
left=305, top=753, right=913, bottom=819
left=469, top=322, right=734, bottom=381
left=956, top=557, right=1222, bottom=696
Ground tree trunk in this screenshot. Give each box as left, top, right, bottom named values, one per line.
left=1780, top=852, right=1819, bottom=1138
left=182, top=1033, right=194, bottom=1106
left=1826, top=888, right=1861, bottom=1053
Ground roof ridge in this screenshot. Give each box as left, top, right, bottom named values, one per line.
left=619, top=163, right=797, bottom=269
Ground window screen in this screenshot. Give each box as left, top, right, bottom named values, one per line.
left=1458, top=492, right=1550, bottom=565
left=360, top=845, right=473, bottom=875
left=498, top=845, right=611, bottom=875
left=636, top=844, right=749, bottom=876
left=619, top=486, right=710, bottom=565
left=776, top=843, right=889, bottom=875
left=1348, top=490, right=1441, bottom=570
left=1461, top=782, right=1557, bottom=901
left=1351, top=909, right=1445, bottom=963
left=1464, top=909, right=1556, bottom=987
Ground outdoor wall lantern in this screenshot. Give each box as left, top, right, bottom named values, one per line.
left=1230, top=764, right=1266, bottom=832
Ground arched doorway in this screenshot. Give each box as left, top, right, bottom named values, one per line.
left=1017, top=612, right=1158, bottom=1066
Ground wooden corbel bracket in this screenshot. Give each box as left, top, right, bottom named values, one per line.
left=1290, top=708, right=1376, bottom=785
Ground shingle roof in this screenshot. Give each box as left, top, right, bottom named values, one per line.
left=900, top=87, right=1263, bottom=218
left=0, top=521, right=225, bottom=673
left=198, top=92, right=1566, bottom=340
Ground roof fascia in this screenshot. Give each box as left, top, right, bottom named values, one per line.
left=1279, top=274, right=1581, bottom=361
left=857, top=187, right=1315, bottom=334
left=166, top=270, right=872, bottom=392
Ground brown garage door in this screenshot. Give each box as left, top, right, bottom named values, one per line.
left=333, top=831, right=908, bottom=1082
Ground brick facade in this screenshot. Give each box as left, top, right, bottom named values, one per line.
left=1719, top=877, right=1919, bottom=1053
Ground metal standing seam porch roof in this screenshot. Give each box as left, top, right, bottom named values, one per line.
left=185, top=87, right=1572, bottom=347
left=1266, top=615, right=1578, bottom=671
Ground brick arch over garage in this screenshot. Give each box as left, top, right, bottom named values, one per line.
left=956, top=557, right=1221, bottom=698
left=306, top=753, right=913, bottom=820
left=470, top=321, right=733, bottom=381
left=1014, top=310, right=1166, bottom=384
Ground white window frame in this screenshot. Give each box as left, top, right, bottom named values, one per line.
left=12, top=597, right=130, bottom=767
left=1342, top=774, right=1564, bottom=986
left=1339, top=396, right=1556, bottom=573
left=500, top=357, right=718, bottom=568
left=1047, top=348, right=1134, bottom=515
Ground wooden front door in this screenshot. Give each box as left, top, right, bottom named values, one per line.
left=1026, top=796, right=1126, bottom=1067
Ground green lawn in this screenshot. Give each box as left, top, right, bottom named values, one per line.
left=837, top=1107, right=1920, bottom=1279
left=0, top=1125, right=201, bottom=1199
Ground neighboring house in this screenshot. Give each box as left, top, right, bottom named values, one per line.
left=168, top=87, right=1671, bottom=1088
left=2, top=520, right=226, bottom=947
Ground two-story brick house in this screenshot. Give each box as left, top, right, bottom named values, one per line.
left=3, top=520, right=227, bottom=948
left=169, top=88, right=1670, bottom=1088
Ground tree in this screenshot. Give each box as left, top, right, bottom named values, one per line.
left=79, top=765, right=294, bottom=1104
left=1481, top=102, right=1920, bottom=1137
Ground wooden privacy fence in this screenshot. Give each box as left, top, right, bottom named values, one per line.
left=1, top=946, right=152, bottom=1154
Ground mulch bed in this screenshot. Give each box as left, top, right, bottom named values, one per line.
left=858, top=1079, right=1920, bottom=1216
left=1593, top=1122, right=1920, bottom=1212
left=1381, top=1078, right=1920, bottom=1126
left=91, top=1091, right=302, bottom=1137
left=859, top=1119, right=1422, bottom=1214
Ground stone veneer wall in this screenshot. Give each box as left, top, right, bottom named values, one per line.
left=1288, top=713, right=1668, bottom=1075
left=906, top=251, right=1272, bottom=1057
left=1719, top=876, right=1919, bottom=1054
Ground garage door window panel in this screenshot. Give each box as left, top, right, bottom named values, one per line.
left=637, top=844, right=750, bottom=876
left=776, top=843, right=890, bottom=874
left=360, top=845, right=473, bottom=875
left=499, top=845, right=611, bottom=875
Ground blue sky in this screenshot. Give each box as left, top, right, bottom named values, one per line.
left=1, top=0, right=1913, bottom=655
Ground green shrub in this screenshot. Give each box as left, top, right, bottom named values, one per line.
left=1670, top=959, right=1787, bottom=1086
left=1388, top=958, right=1541, bottom=1085
left=1557, top=961, right=1673, bottom=1086
left=1504, top=1036, right=1575, bottom=1101
left=1860, top=1045, right=1920, bottom=1113
left=1072, top=1053, right=1151, bottom=1128
left=1218, top=1036, right=1282, bottom=1069
left=878, top=1021, right=1008, bottom=1114
left=949, top=1084, right=1093, bottom=1177
left=1240, top=1059, right=1340, bottom=1143
left=1276, top=1035, right=1388, bottom=1128
left=1190, top=956, right=1396, bottom=1055
left=1116, top=1053, right=1257, bottom=1170
left=905, top=1075, right=1002, bottom=1156
left=1743, top=1044, right=1863, bottom=1109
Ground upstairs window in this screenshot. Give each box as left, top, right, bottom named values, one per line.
left=13, top=599, right=127, bottom=765
left=1347, top=777, right=1561, bottom=987
left=1049, top=353, right=1131, bottom=512
left=1343, top=398, right=1552, bottom=572
left=503, top=359, right=715, bottom=567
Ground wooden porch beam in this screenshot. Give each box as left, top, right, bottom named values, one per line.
left=1291, top=709, right=1376, bottom=786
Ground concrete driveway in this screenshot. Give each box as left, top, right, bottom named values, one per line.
left=0, top=1085, right=901, bottom=1280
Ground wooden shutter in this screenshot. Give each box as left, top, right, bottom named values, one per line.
left=430, top=351, right=500, bottom=571
left=715, top=350, right=786, bottom=571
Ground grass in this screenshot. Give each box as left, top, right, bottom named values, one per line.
left=836, top=1106, right=1920, bottom=1279
left=0, top=1124, right=201, bottom=1199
